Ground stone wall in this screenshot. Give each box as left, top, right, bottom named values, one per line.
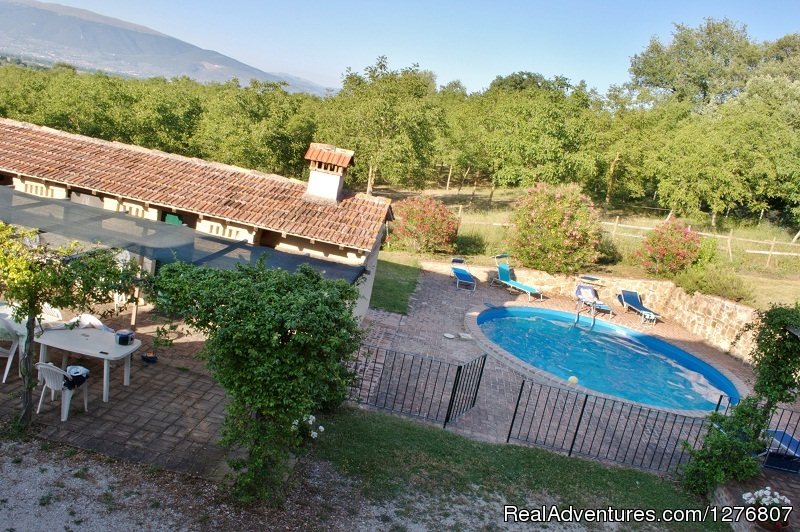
left=432, top=261, right=758, bottom=363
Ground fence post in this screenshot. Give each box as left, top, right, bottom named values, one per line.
left=506, top=380, right=526, bottom=443
left=458, top=204, right=463, bottom=218
left=443, top=366, right=463, bottom=428
left=612, top=216, right=619, bottom=238
left=567, top=395, right=590, bottom=457
left=727, top=229, right=733, bottom=261
left=470, top=355, right=487, bottom=408
left=714, top=395, right=724, bottom=413
left=767, top=237, right=777, bottom=267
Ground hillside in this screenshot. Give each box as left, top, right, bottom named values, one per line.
left=0, top=0, right=329, bottom=95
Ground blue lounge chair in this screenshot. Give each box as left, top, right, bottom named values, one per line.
left=764, top=429, right=800, bottom=473
left=450, top=258, right=476, bottom=292
left=617, top=289, right=659, bottom=325
left=490, top=256, right=542, bottom=302
left=575, top=284, right=614, bottom=318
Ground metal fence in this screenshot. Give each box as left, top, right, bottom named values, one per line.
left=348, top=345, right=486, bottom=427
left=507, top=379, right=715, bottom=474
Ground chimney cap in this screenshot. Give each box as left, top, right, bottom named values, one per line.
left=304, top=143, right=355, bottom=168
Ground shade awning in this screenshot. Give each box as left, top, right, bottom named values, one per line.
left=0, top=186, right=365, bottom=284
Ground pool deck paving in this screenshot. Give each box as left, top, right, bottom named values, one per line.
left=1, top=260, right=798, bottom=528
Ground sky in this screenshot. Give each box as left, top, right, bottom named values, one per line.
left=48, top=0, right=800, bottom=93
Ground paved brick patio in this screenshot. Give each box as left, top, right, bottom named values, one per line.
left=1, top=260, right=798, bottom=527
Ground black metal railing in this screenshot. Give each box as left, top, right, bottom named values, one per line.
left=443, top=353, right=486, bottom=427
left=507, top=379, right=714, bottom=474
left=348, top=345, right=486, bottom=427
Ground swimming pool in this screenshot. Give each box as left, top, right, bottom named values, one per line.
left=477, top=306, right=740, bottom=411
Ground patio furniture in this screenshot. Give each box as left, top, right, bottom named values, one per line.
left=0, top=318, right=20, bottom=383
left=37, top=327, right=140, bottom=402
left=764, top=429, right=800, bottom=473
left=35, top=362, right=89, bottom=422
left=617, top=290, right=659, bottom=325
left=41, top=302, right=62, bottom=321
left=451, top=258, right=476, bottom=292
left=490, top=254, right=542, bottom=302
left=65, top=313, right=115, bottom=333
left=575, top=284, right=614, bottom=318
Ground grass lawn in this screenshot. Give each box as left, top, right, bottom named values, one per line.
left=369, top=251, right=421, bottom=314
left=315, top=407, right=726, bottom=531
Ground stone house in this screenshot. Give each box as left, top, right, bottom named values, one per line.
left=0, top=117, right=391, bottom=319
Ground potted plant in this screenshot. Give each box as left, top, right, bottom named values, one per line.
left=742, top=487, right=792, bottom=531
left=142, top=323, right=176, bottom=363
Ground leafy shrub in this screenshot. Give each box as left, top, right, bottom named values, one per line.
left=680, top=397, right=768, bottom=496
left=148, top=261, right=362, bottom=501
left=388, top=196, right=459, bottom=253
left=635, top=220, right=700, bottom=275
left=509, top=183, right=602, bottom=274
left=596, top=236, right=622, bottom=265
left=683, top=304, right=800, bottom=496
left=674, top=262, right=754, bottom=303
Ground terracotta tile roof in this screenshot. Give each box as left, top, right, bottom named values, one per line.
left=304, top=143, right=355, bottom=168
left=0, top=118, right=391, bottom=252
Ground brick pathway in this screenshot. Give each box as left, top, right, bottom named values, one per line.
left=0, top=307, right=230, bottom=479
left=0, top=261, right=797, bottom=527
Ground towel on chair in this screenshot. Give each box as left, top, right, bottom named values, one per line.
left=64, top=365, right=89, bottom=389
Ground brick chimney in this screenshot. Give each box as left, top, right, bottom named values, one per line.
left=303, top=143, right=355, bottom=203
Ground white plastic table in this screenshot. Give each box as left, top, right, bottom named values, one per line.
left=37, top=328, right=141, bottom=402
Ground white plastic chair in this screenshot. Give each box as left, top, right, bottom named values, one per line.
left=41, top=303, right=63, bottom=321
left=0, top=318, right=20, bottom=383
left=35, top=362, right=88, bottom=422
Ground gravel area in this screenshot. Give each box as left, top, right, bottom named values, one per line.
left=0, top=438, right=593, bottom=531
left=0, top=438, right=371, bottom=531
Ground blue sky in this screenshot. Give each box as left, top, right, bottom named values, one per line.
left=51, top=0, right=800, bottom=93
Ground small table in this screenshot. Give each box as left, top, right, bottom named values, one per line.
left=37, top=328, right=141, bottom=402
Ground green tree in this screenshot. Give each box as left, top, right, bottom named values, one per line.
left=591, top=87, right=691, bottom=210
left=630, top=18, right=761, bottom=104
left=194, top=79, right=316, bottom=176
left=127, top=77, right=204, bottom=157
left=148, top=261, right=362, bottom=500
left=482, top=79, right=597, bottom=189
left=316, top=57, right=443, bottom=194
left=0, top=222, right=140, bottom=427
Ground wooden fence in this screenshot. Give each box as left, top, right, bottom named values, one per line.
left=602, top=217, right=800, bottom=265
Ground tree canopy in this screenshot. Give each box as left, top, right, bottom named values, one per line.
left=0, top=19, right=798, bottom=227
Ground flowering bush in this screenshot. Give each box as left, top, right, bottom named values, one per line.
left=635, top=220, right=700, bottom=276
left=742, top=487, right=792, bottom=526
left=291, top=413, right=325, bottom=442
left=509, top=183, right=602, bottom=274
left=388, top=196, right=459, bottom=253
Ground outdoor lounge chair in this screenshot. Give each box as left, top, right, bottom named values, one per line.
left=490, top=255, right=542, bottom=302
left=575, top=284, right=614, bottom=318
left=763, top=429, right=800, bottom=473
left=450, top=258, right=476, bottom=292
left=617, top=289, right=659, bottom=325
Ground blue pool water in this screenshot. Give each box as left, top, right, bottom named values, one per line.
left=478, top=307, right=739, bottom=411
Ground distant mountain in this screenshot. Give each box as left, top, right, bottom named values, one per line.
left=0, top=0, right=330, bottom=95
